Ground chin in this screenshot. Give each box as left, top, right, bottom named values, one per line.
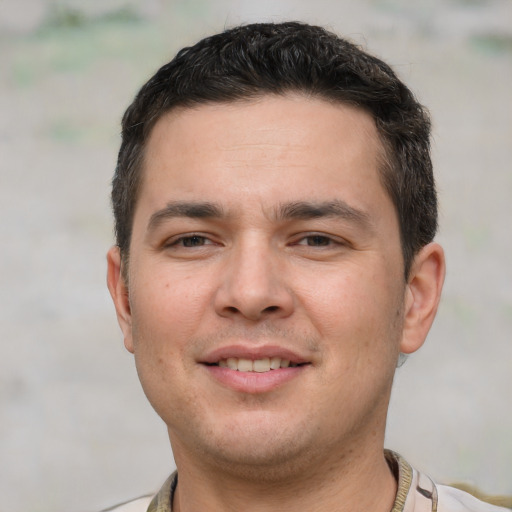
left=175, top=412, right=317, bottom=477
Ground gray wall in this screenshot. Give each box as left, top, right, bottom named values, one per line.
left=1, top=1, right=511, bottom=511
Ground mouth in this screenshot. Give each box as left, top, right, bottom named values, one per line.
left=206, top=357, right=306, bottom=373
left=200, top=346, right=311, bottom=392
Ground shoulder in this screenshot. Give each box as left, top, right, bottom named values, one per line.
left=386, top=451, right=510, bottom=512
left=101, top=495, right=154, bottom=512
left=101, top=472, right=176, bottom=512
left=437, top=484, right=511, bottom=512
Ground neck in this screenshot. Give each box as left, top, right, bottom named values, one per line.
left=171, top=443, right=397, bottom=512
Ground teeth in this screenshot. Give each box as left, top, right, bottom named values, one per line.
left=237, top=358, right=253, bottom=372
left=217, top=357, right=297, bottom=372
left=270, top=357, right=281, bottom=370
left=226, top=357, right=238, bottom=370
left=253, top=358, right=270, bottom=373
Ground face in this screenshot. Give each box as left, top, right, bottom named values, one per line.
left=108, top=95, right=437, bottom=477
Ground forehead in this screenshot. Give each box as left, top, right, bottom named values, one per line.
left=137, top=94, right=392, bottom=223
left=146, top=94, right=381, bottom=153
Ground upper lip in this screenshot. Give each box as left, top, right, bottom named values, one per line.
left=200, top=345, right=311, bottom=365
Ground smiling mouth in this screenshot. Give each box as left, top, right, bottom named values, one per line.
left=207, top=357, right=306, bottom=373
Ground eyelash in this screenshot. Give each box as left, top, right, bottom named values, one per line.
left=165, top=234, right=214, bottom=248
left=295, top=234, right=336, bottom=247
left=291, top=231, right=349, bottom=249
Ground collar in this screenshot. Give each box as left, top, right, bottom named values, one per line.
left=147, top=451, right=435, bottom=512
left=386, top=450, right=438, bottom=512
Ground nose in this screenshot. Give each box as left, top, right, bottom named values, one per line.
left=214, top=238, right=294, bottom=322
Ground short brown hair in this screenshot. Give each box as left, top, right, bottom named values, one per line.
left=113, top=21, right=437, bottom=279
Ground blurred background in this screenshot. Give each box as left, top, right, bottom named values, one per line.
left=0, top=0, right=511, bottom=510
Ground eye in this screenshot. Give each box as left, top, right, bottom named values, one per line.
left=180, top=235, right=208, bottom=247
left=295, top=234, right=336, bottom=247
left=166, top=234, right=212, bottom=248
left=301, top=235, right=331, bottom=246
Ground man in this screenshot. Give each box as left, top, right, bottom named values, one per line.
left=106, top=22, right=507, bottom=512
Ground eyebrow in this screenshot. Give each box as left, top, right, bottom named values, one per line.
left=146, top=199, right=373, bottom=232
left=147, top=201, right=225, bottom=231
left=275, top=200, right=373, bottom=229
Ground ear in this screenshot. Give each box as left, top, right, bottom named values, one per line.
left=106, top=246, right=134, bottom=353
left=400, top=242, right=445, bottom=354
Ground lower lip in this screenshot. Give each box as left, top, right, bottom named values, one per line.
left=203, top=365, right=307, bottom=393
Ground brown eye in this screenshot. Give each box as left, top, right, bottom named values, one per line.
left=180, top=235, right=207, bottom=247
left=304, top=235, right=331, bottom=246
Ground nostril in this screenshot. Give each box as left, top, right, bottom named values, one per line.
left=263, top=306, right=280, bottom=313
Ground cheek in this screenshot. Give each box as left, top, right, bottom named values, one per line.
left=129, top=271, right=213, bottom=356
left=128, top=274, right=211, bottom=417
left=296, top=265, right=374, bottom=322
left=296, top=263, right=402, bottom=355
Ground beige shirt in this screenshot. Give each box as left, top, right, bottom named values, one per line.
left=105, top=452, right=509, bottom=512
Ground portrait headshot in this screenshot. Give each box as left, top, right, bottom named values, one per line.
left=0, top=2, right=510, bottom=512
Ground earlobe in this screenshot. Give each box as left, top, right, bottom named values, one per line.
left=400, top=242, right=446, bottom=354
left=106, top=246, right=135, bottom=353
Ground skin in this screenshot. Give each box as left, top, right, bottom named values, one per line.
left=107, top=94, right=445, bottom=512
